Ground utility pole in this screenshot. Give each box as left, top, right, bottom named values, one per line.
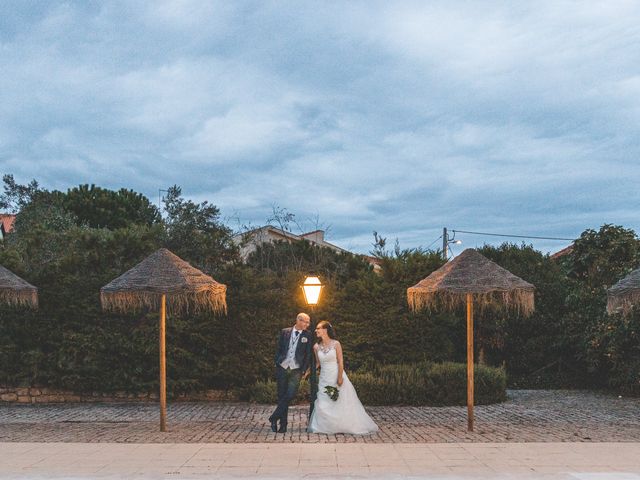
left=442, top=227, right=448, bottom=260
left=442, top=227, right=462, bottom=261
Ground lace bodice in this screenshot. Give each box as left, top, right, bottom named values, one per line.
left=317, top=341, right=338, bottom=366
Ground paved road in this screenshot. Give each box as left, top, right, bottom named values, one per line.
left=0, top=390, right=639, bottom=443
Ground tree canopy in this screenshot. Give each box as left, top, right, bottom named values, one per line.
left=1, top=174, right=638, bottom=396
left=62, top=184, right=162, bottom=229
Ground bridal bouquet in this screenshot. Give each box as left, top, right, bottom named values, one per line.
left=324, top=385, right=339, bottom=401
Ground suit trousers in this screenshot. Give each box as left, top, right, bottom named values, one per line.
left=270, top=366, right=302, bottom=426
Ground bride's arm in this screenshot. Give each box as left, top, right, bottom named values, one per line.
left=313, top=344, right=320, bottom=372
left=335, top=342, right=344, bottom=387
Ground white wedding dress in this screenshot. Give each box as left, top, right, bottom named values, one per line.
left=308, top=340, right=378, bottom=434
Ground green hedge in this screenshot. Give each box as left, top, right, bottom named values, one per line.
left=241, top=377, right=310, bottom=404
left=242, top=362, right=506, bottom=406
left=3, top=177, right=640, bottom=396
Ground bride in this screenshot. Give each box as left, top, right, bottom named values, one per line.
left=307, top=321, right=378, bottom=435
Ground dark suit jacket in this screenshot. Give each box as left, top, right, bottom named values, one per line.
left=274, top=327, right=312, bottom=372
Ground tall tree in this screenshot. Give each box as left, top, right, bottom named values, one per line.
left=162, top=185, right=237, bottom=272
left=62, top=184, right=161, bottom=229
left=565, top=224, right=640, bottom=291
left=0, top=174, right=41, bottom=213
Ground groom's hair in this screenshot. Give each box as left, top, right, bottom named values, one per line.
left=316, top=320, right=337, bottom=339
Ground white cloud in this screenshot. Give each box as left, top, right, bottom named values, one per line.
left=1, top=1, right=639, bottom=255
left=186, top=101, right=306, bottom=160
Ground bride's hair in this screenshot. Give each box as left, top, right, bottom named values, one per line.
left=316, top=320, right=337, bottom=339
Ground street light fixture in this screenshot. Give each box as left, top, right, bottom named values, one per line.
left=302, top=275, right=323, bottom=418
left=302, top=276, right=323, bottom=306
left=442, top=228, right=463, bottom=260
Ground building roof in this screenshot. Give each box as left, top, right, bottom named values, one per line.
left=0, top=214, right=16, bottom=235
left=233, top=226, right=350, bottom=254
left=234, top=225, right=296, bottom=241
left=550, top=244, right=574, bottom=260
left=232, top=225, right=381, bottom=267
left=361, top=255, right=383, bottom=266
left=301, top=229, right=323, bottom=236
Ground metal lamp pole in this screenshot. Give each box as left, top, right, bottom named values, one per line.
left=308, top=305, right=318, bottom=416
left=301, top=276, right=323, bottom=418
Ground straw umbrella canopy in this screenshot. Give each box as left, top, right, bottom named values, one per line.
left=407, top=248, right=534, bottom=431
left=607, top=267, right=640, bottom=315
left=101, top=248, right=227, bottom=315
left=101, top=248, right=227, bottom=432
left=0, top=264, right=38, bottom=309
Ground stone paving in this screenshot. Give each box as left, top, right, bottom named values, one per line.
left=0, top=390, right=638, bottom=443
left=2, top=442, right=640, bottom=478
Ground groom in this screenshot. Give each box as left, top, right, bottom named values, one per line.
left=268, top=312, right=312, bottom=433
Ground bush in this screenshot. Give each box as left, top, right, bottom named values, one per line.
left=241, top=377, right=309, bottom=404
left=585, top=309, right=640, bottom=395
left=353, top=362, right=506, bottom=405
left=2, top=175, right=639, bottom=397
left=244, top=362, right=506, bottom=406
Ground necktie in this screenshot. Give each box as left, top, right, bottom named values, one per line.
left=295, top=331, right=300, bottom=337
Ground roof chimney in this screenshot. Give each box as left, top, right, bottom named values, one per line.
left=302, top=230, right=325, bottom=244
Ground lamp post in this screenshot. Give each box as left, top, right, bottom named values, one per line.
left=301, top=276, right=323, bottom=416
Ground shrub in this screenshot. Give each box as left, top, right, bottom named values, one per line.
left=2, top=176, right=638, bottom=397
left=244, top=362, right=506, bottom=406
left=241, top=377, right=310, bottom=404
left=354, top=362, right=506, bottom=406
left=586, top=309, right=640, bottom=395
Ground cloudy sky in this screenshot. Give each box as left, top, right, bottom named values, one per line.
left=1, top=1, right=639, bottom=255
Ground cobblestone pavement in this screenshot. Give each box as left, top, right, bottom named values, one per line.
left=0, top=390, right=638, bottom=443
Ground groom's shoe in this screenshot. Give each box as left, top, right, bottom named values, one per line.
left=278, top=423, right=287, bottom=433
left=269, top=417, right=278, bottom=433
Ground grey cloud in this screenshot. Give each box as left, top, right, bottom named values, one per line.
left=1, top=1, right=639, bottom=256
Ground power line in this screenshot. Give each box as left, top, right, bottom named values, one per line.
left=426, top=234, right=443, bottom=250
left=451, top=229, right=575, bottom=242
left=448, top=242, right=458, bottom=259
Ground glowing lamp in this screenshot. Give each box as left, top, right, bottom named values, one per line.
left=302, top=276, right=323, bottom=306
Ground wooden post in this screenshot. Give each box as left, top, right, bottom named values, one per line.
left=466, top=293, right=474, bottom=432
left=159, top=294, right=167, bottom=432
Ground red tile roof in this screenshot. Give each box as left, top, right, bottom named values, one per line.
left=361, top=255, right=382, bottom=266
left=550, top=244, right=573, bottom=259
left=0, top=214, right=16, bottom=234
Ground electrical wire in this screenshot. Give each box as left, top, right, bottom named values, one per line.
left=448, top=242, right=458, bottom=259
left=451, top=229, right=575, bottom=241
left=426, top=234, right=443, bottom=250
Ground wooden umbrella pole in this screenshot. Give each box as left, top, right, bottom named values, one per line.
left=159, top=294, right=167, bottom=432
left=466, top=292, right=474, bottom=432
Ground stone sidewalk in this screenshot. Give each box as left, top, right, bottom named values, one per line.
left=1, top=390, right=639, bottom=443
left=1, top=442, right=639, bottom=478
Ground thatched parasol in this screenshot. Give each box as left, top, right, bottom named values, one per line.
left=407, top=248, right=534, bottom=431
left=0, top=264, right=38, bottom=309
left=607, top=267, right=640, bottom=315
left=101, top=248, right=227, bottom=432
